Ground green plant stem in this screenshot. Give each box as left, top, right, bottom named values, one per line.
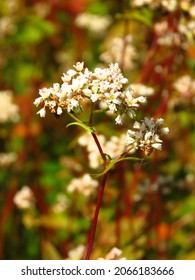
left=85, top=171, right=109, bottom=260
left=67, top=112, right=82, bottom=123
left=89, top=102, right=107, bottom=163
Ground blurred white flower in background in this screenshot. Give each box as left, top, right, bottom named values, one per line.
left=98, top=247, right=126, bottom=260
left=100, top=35, right=137, bottom=71
left=67, top=244, right=85, bottom=260
left=75, top=13, right=112, bottom=36
left=0, top=152, right=17, bottom=167
left=13, top=186, right=35, bottom=210
left=0, top=90, right=19, bottom=123
left=67, top=174, right=98, bottom=196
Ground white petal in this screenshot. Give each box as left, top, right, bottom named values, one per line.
left=73, top=62, right=84, bottom=71
left=152, top=143, right=162, bottom=150
left=156, top=118, right=164, bottom=125
left=136, top=96, right=147, bottom=103
left=133, top=121, right=141, bottom=129
left=153, top=134, right=162, bottom=142
left=34, top=97, right=42, bottom=106
left=90, top=94, right=100, bottom=102
left=144, top=131, right=152, bottom=140
left=53, top=83, right=60, bottom=92
left=67, top=69, right=77, bottom=77
left=37, top=107, right=46, bottom=117
left=161, top=127, right=169, bottom=134
left=57, top=107, right=63, bottom=115
left=115, top=115, right=122, bottom=125
left=82, top=89, right=92, bottom=96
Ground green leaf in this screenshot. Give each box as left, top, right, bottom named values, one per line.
left=66, top=122, right=96, bottom=133
left=92, top=157, right=141, bottom=178
left=130, top=8, right=153, bottom=27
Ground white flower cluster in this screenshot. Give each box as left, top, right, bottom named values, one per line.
left=98, top=247, right=126, bottom=260
left=67, top=174, right=98, bottom=196
left=0, top=90, right=19, bottom=123
left=178, top=19, right=195, bottom=41
left=13, top=186, right=35, bottom=210
left=0, top=152, right=17, bottom=167
left=78, top=132, right=127, bottom=169
left=132, top=0, right=195, bottom=44
left=75, top=13, right=112, bottom=35
left=100, top=35, right=137, bottom=71
left=126, top=117, right=169, bottom=156
left=34, top=62, right=146, bottom=124
left=157, top=31, right=181, bottom=47
left=131, top=0, right=178, bottom=12
left=154, top=21, right=181, bottom=47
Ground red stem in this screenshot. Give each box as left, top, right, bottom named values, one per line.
left=91, top=132, right=107, bottom=163
left=84, top=103, right=109, bottom=259
left=85, top=172, right=109, bottom=259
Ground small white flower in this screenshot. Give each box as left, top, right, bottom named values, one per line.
left=34, top=97, right=42, bottom=106
left=133, top=121, right=141, bottom=129
left=53, top=83, right=60, bottom=92
left=121, top=78, right=128, bottom=84
left=82, top=88, right=92, bottom=96
left=71, top=99, right=79, bottom=108
left=161, top=127, right=169, bottom=134
left=57, top=106, right=63, bottom=115
left=61, top=83, right=72, bottom=95
left=67, top=99, right=79, bottom=112
left=67, top=69, right=77, bottom=77
left=115, top=115, right=122, bottom=125
left=136, top=96, right=147, bottom=104
left=156, top=118, right=165, bottom=125
left=90, top=93, right=101, bottom=102
left=108, top=103, right=117, bottom=112
left=152, top=142, right=162, bottom=150
left=62, top=73, right=72, bottom=83
left=72, top=79, right=82, bottom=91
left=73, top=62, right=84, bottom=71
left=37, top=107, right=46, bottom=117
left=39, top=87, right=51, bottom=99
left=125, top=90, right=146, bottom=108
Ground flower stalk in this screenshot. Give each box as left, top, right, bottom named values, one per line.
left=85, top=171, right=109, bottom=260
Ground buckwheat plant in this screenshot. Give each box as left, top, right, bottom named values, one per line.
left=34, top=62, right=169, bottom=260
